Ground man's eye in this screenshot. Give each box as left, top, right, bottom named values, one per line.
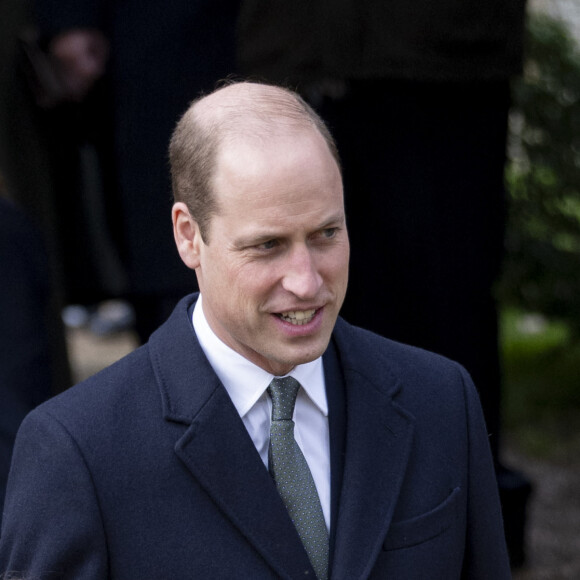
left=257, top=239, right=278, bottom=250
left=321, top=228, right=338, bottom=239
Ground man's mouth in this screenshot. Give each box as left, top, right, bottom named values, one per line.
left=278, top=309, right=317, bottom=325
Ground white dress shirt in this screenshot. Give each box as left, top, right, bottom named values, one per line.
left=192, top=294, right=331, bottom=531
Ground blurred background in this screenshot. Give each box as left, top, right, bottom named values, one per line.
left=497, top=1, right=580, bottom=576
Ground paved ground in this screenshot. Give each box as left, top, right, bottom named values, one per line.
left=67, top=327, right=139, bottom=384
left=507, top=446, right=580, bottom=579
left=67, top=327, right=580, bottom=578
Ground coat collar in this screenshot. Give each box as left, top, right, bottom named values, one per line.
left=149, top=293, right=315, bottom=578
left=148, top=294, right=414, bottom=579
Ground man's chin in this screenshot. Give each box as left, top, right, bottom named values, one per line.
left=268, top=340, right=330, bottom=374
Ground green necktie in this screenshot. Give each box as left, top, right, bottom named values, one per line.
left=267, top=376, right=329, bottom=580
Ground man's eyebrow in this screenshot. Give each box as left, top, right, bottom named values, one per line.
left=312, top=213, right=347, bottom=234
left=320, top=213, right=346, bottom=228
left=233, top=232, right=281, bottom=248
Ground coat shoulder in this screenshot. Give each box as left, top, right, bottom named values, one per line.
left=333, top=317, right=470, bottom=389
left=32, top=343, right=156, bottom=431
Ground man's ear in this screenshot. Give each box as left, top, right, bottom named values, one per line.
left=172, top=202, right=202, bottom=270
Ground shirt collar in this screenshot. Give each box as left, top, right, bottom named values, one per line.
left=192, top=294, right=328, bottom=418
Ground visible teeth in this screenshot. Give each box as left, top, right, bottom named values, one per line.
left=279, top=309, right=316, bottom=325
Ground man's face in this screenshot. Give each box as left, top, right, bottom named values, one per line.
left=194, top=129, right=349, bottom=375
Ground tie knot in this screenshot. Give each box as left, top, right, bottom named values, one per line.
left=267, top=376, right=301, bottom=421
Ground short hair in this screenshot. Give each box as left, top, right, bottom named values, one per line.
left=169, top=81, right=341, bottom=242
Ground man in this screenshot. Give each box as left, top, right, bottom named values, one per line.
left=0, top=82, right=510, bottom=579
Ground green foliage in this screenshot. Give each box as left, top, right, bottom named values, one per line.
left=501, top=309, right=580, bottom=458
left=501, top=13, right=580, bottom=332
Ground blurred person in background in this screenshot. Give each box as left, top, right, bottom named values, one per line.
left=27, top=0, right=240, bottom=341
left=0, top=0, right=72, bottom=400
left=0, top=0, right=125, bottom=328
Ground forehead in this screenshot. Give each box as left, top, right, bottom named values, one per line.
left=202, top=129, right=345, bottom=246
left=212, top=128, right=343, bottom=216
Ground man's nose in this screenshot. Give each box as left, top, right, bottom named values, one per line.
left=281, top=246, right=323, bottom=299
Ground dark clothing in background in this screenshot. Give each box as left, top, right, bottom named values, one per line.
left=322, top=80, right=510, bottom=457
left=1, top=0, right=121, bottom=307
left=1, top=0, right=72, bottom=380
left=239, top=0, right=526, bottom=85
left=0, top=198, right=55, bottom=524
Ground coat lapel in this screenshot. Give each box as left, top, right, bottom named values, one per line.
left=329, top=321, right=415, bottom=580
left=149, top=294, right=315, bottom=579
left=149, top=296, right=415, bottom=579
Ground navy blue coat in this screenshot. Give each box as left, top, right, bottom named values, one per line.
left=0, top=294, right=510, bottom=578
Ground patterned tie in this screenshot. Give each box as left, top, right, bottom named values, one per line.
left=267, top=376, right=329, bottom=580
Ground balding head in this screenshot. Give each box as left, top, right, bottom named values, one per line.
left=169, top=82, right=340, bottom=242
